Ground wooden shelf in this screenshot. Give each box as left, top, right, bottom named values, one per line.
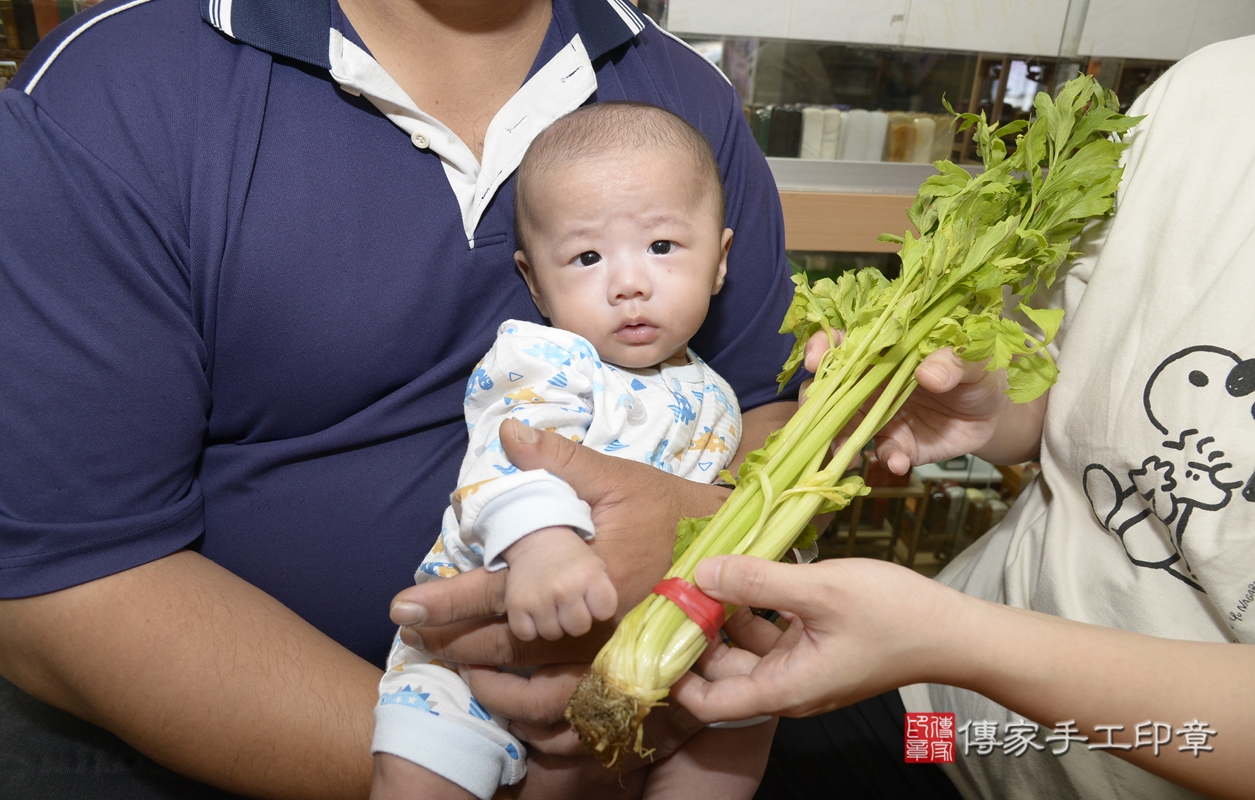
left=779, top=190, right=915, bottom=253
left=822, top=472, right=937, bottom=567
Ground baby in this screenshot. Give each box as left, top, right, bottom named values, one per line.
left=372, top=102, right=771, bottom=799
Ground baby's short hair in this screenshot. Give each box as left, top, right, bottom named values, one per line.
left=514, top=101, right=725, bottom=256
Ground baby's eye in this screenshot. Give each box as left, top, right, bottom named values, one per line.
left=577, top=251, right=601, bottom=266
left=649, top=241, right=675, bottom=255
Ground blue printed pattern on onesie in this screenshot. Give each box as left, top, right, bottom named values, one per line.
left=382, top=321, right=741, bottom=795
left=379, top=685, right=438, bottom=714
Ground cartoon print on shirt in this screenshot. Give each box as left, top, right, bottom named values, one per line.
left=689, top=427, right=731, bottom=454
left=466, top=364, right=493, bottom=400
left=1083, top=345, right=1255, bottom=592
left=667, top=380, right=696, bottom=424
left=504, top=387, right=544, bottom=405
left=645, top=438, right=673, bottom=473
left=523, top=341, right=573, bottom=368
left=702, top=381, right=737, bottom=415
left=615, top=393, right=647, bottom=425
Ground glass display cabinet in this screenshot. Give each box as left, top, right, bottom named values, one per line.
left=656, top=0, right=1253, bottom=262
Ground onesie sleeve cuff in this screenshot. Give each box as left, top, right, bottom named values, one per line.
left=474, top=480, right=595, bottom=570
left=373, top=705, right=525, bottom=800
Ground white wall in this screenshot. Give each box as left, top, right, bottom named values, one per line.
left=901, top=0, right=1071, bottom=56
left=667, top=0, right=1255, bottom=60
left=789, top=0, right=912, bottom=47
left=1078, top=0, right=1255, bottom=60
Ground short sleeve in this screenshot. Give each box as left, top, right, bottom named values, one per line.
left=684, top=61, right=803, bottom=410
left=0, top=90, right=209, bottom=596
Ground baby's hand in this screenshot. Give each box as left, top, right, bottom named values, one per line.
left=501, top=526, right=618, bottom=641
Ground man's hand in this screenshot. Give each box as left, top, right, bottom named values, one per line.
left=389, top=418, right=729, bottom=667
left=457, top=662, right=707, bottom=765
left=386, top=416, right=738, bottom=785
left=371, top=754, right=475, bottom=800
left=500, top=526, right=617, bottom=641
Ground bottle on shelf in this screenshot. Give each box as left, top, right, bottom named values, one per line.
left=884, top=111, right=916, bottom=162
left=767, top=105, right=803, bottom=157
left=911, top=115, right=936, bottom=163
left=752, top=105, right=772, bottom=153
left=864, top=110, right=888, bottom=161
left=799, top=105, right=824, bottom=159
left=838, top=108, right=870, bottom=161
left=819, top=107, right=841, bottom=159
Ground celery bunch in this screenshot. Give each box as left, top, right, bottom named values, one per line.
left=565, top=76, right=1139, bottom=767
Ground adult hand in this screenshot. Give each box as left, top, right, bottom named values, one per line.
left=459, top=663, right=707, bottom=765
left=371, top=754, right=474, bottom=800
left=390, top=419, right=728, bottom=668
left=373, top=671, right=659, bottom=799
left=802, top=331, right=1044, bottom=474
left=673, top=556, right=1255, bottom=800
left=670, top=554, right=972, bottom=722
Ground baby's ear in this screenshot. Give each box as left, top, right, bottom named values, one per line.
left=515, top=250, right=550, bottom=317
left=712, top=229, right=733, bottom=295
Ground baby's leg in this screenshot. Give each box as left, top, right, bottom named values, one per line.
left=642, top=719, right=777, bottom=800
left=373, top=628, right=527, bottom=797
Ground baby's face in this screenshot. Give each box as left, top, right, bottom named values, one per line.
left=516, top=150, right=731, bottom=369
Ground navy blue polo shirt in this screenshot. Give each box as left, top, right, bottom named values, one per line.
left=0, top=0, right=799, bottom=665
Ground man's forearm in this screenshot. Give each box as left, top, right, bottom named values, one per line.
left=0, top=550, right=390, bottom=800
left=734, top=401, right=796, bottom=471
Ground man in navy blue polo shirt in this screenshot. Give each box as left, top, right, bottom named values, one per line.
left=0, top=0, right=800, bottom=797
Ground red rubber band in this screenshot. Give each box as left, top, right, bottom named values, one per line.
left=653, top=577, right=726, bottom=641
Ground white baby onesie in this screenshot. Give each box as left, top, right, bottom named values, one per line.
left=372, top=320, right=742, bottom=799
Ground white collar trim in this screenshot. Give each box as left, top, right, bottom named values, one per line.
left=328, top=30, right=597, bottom=248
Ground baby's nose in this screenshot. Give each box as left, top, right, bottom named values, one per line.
left=609, top=259, right=652, bottom=301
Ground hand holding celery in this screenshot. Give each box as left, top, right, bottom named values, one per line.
left=670, top=554, right=969, bottom=722
left=564, top=75, right=1140, bottom=768
left=671, top=553, right=1255, bottom=800
left=809, top=336, right=1047, bottom=475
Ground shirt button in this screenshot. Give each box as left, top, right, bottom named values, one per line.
left=411, top=131, right=430, bottom=149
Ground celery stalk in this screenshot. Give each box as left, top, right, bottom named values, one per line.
left=565, top=76, right=1140, bottom=767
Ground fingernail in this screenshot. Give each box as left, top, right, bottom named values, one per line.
left=391, top=602, right=427, bottom=625
left=512, top=421, right=539, bottom=443
left=694, top=558, right=721, bottom=590
left=919, top=363, right=948, bottom=384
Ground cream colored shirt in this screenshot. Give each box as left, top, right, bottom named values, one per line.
left=902, top=35, right=1255, bottom=800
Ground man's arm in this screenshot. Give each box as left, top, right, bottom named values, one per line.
left=732, top=401, right=796, bottom=472
left=0, top=550, right=472, bottom=800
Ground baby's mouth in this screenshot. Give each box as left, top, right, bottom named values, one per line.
left=616, top=321, right=659, bottom=344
